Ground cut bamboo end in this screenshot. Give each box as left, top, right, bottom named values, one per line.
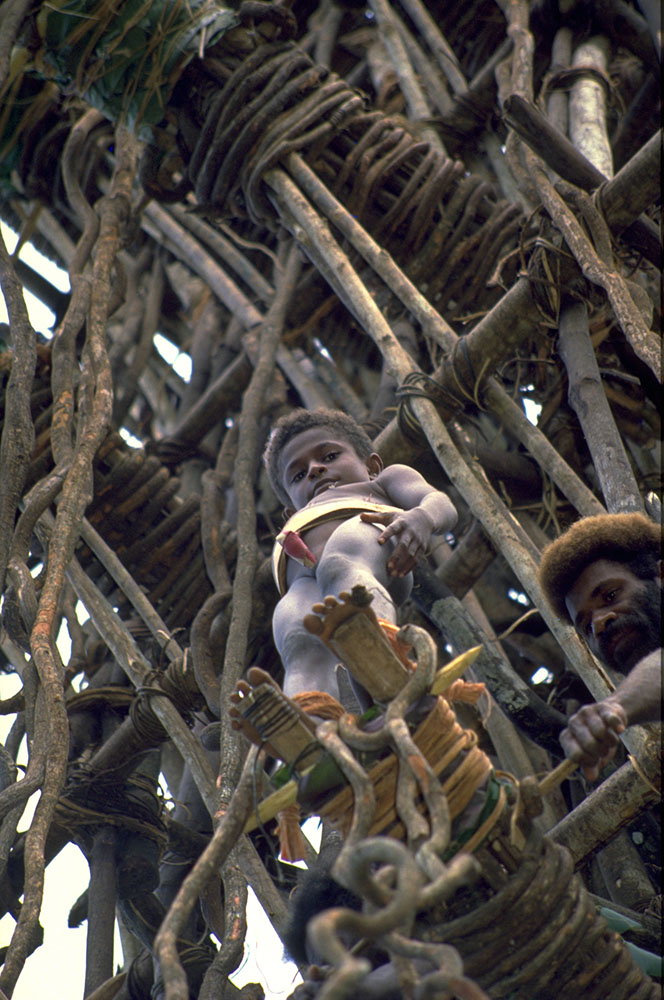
left=430, top=645, right=483, bottom=695
left=539, top=756, right=578, bottom=796
left=243, top=779, right=299, bottom=834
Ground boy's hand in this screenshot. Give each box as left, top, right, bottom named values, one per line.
left=360, top=509, right=434, bottom=577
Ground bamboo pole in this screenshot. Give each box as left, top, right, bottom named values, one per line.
left=569, top=37, right=613, bottom=178
left=367, top=0, right=446, bottom=154
left=550, top=759, right=660, bottom=866
left=556, top=31, right=645, bottom=514
left=558, top=300, right=644, bottom=513
left=84, top=827, right=118, bottom=997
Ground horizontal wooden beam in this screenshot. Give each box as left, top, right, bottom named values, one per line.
left=550, top=759, right=660, bottom=866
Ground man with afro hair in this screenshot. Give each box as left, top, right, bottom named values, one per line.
left=539, top=512, right=661, bottom=779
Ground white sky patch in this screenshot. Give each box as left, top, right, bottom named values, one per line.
left=230, top=816, right=322, bottom=996
left=153, top=332, right=192, bottom=382
left=313, top=337, right=333, bottom=362
left=523, top=398, right=542, bottom=425
left=0, top=221, right=69, bottom=336
left=508, top=587, right=530, bottom=606
left=119, top=426, right=144, bottom=449
left=231, top=887, right=302, bottom=998
left=531, top=666, right=554, bottom=685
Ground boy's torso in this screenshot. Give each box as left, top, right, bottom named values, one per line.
left=278, top=480, right=402, bottom=591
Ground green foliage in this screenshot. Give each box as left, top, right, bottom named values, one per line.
left=41, top=0, right=239, bottom=139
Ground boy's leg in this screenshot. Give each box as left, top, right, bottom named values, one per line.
left=316, top=516, right=410, bottom=624
left=273, top=574, right=341, bottom=699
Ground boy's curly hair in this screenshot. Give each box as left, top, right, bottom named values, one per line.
left=264, top=408, right=375, bottom=505
left=538, top=513, right=661, bottom=621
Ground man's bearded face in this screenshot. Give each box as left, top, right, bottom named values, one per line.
left=565, top=558, right=662, bottom=674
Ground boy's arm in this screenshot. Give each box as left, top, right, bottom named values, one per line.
left=361, top=465, right=457, bottom=576
left=376, top=464, right=457, bottom=532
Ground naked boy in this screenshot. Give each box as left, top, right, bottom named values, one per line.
left=263, top=408, right=457, bottom=704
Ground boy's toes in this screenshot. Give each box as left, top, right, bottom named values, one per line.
left=246, top=665, right=279, bottom=688
left=230, top=680, right=252, bottom=702
left=303, top=613, right=323, bottom=634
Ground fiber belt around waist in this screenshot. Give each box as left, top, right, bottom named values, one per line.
left=271, top=498, right=402, bottom=595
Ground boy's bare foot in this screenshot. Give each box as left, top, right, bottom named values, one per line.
left=230, top=667, right=280, bottom=753
left=230, top=666, right=319, bottom=763
left=303, top=586, right=412, bottom=703
left=303, top=585, right=375, bottom=643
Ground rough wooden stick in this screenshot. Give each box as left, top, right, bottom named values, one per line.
left=79, top=517, right=184, bottom=660
left=599, top=129, right=662, bottom=234
left=393, top=9, right=454, bottom=118
left=143, top=201, right=264, bottom=330
left=313, top=2, right=344, bottom=67
left=528, top=151, right=661, bottom=379
left=367, top=0, right=446, bottom=154
left=546, top=28, right=572, bottom=135
left=503, top=101, right=660, bottom=265
left=436, top=521, right=497, bottom=599
left=168, top=203, right=275, bottom=304
left=396, top=0, right=468, bottom=94
left=266, top=168, right=415, bottom=378
left=483, top=382, right=607, bottom=518
left=0, top=231, right=36, bottom=598
left=570, top=36, right=613, bottom=178
left=36, top=511, right=218, bottom=813
left=84, top=827, right=118, bottom=996
left=550, top=759, right=660, bottom=866
left=168, top=352, right=253, bottom=448
left=558, top=301, right=644, bottom=514
left=144, top=199, right=321, bottom=414
left=217, top=245, right=301, bottom=805
left=504, top=93, right=606, bottom=190
left=285, top=152, right=459, bottom=352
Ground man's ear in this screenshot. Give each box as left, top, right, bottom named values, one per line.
left=367, top=453, right=383, bottom=477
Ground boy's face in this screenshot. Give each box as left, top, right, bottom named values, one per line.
left=280, top=426, right=382, bottom=511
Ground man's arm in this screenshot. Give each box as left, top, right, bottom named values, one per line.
left=561, top=650, right=662, bottom=780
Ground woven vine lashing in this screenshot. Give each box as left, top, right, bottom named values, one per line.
left=183, top=39, right=525, bottom=320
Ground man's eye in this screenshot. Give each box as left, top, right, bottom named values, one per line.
left=604, top=589, right=618, bottom=603
left=324, top=451, right=339, bottom=462
left=292, top=470, right=305, bottom=482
